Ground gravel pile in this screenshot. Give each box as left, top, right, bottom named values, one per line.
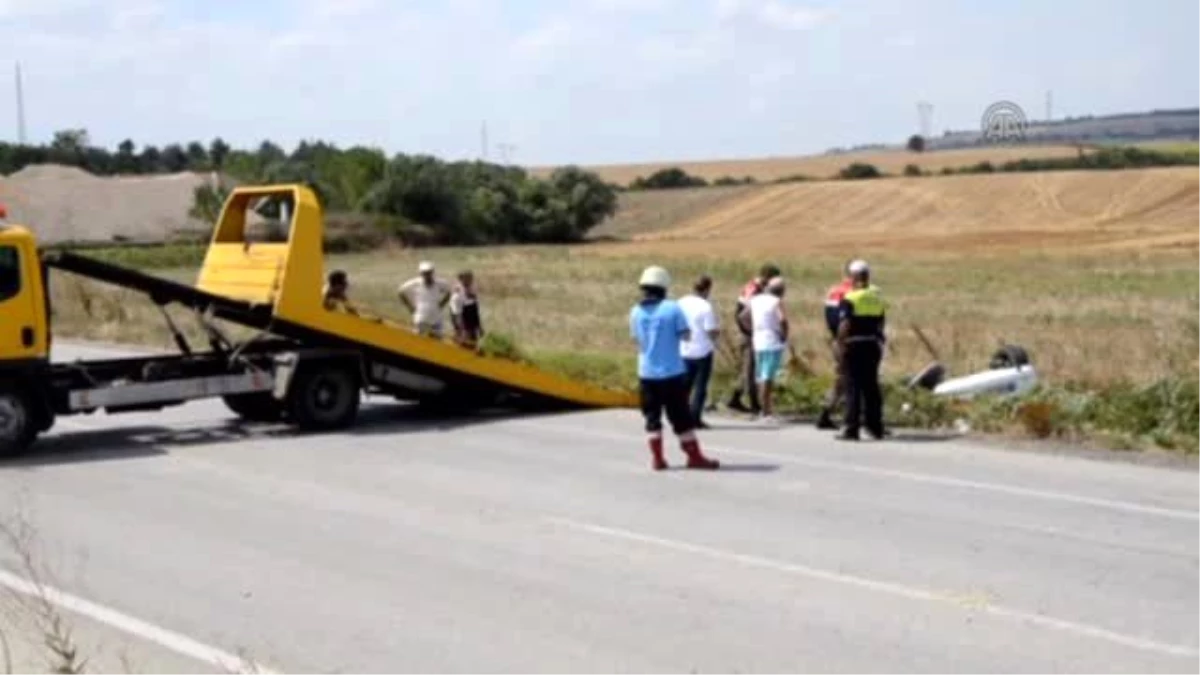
left=0, top=164, right=215, bottom=244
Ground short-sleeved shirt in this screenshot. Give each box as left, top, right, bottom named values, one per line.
left=677, top=293, right=718, bottom=359
left=824, top=278, right=854, bottom=336
left=398, top=276, right=451, bottom=324
left=630, top=298, right=689, bottom=380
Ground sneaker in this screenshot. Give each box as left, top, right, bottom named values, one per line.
left=758, top=414, right=782, bottom=425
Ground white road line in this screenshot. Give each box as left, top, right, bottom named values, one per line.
left=738, top=448, right=1200, bottom=521
left=0, top=568, right=275, bottom=674
left=546, top=517, right=1200, bottom=660
left=520, top=420, right=1198, bottom=521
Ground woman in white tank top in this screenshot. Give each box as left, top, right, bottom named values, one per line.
left=750, top=292, right=784, bottom=351
left=747, top=277, right=788, bottom=422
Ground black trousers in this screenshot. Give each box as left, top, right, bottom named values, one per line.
left=640, top=374, right=695, bottom=435
left=844, top=341, right=884, bottom=436
left=727, top=335, right=760, bottom=411
left=684, top=354, right=714, bottom=424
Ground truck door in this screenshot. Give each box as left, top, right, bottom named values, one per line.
left=0, top=239, right=42, bottom=362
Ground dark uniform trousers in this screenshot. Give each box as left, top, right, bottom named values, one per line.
left=838, top=285, right=887, bottom=438
left=843, top=338, right=884, bottom=437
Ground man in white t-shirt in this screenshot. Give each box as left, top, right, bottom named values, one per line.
left=398, top=260, right=452, bottom=338
left=743, top=275, right=788, bottom=422
left=678, top=275, right=720, bottom=428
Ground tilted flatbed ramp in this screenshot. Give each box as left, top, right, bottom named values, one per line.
left=42, top=214, right=638, bottom=411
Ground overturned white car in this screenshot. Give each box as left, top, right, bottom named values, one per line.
left=908, top=344, right=1039, bottom=399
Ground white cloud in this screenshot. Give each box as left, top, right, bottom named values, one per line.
left=510, top=18, right=577, bottom=58
left=758, top=0, right=828, bottom=30
left=304, top=0, right=382, bottom=19
left=715, top=0, right=831, bottom=31
left=0, top=0, right=89, bottom=19
left=586, top=0, right=676, bottom=12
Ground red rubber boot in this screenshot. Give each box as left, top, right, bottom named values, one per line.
left=682, top=439, right=719, bottom=470
left=648, top=436, right=668, bottom=471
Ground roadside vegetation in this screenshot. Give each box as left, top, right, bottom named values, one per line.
left=622, top=144, right=1199, bottom=187
left=4, top=129, right=621, bottom=247
left=51, top=244, right=1199, bottom=455
left=11, top=130, right=1196, bottom=454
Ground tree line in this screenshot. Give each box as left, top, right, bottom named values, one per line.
left=0, top=129, right=618, bottom=246
left=625, top=143, right=1199, bottom=189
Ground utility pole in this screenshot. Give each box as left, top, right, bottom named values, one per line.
left=916, top=101, right=933, bottom=139
left=497, top=143, right=515, bottom=164
left=1045, top=90, right=1053, bottom=122
left=15, top=61, right=26, bottom=145
left=480, top=121, right=488, bottom=160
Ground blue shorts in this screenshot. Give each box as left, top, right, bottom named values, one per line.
left=755, top=348, right=784, bottom=383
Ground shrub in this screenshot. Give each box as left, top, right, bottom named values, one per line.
left=838, top=162, right=883, bottom=179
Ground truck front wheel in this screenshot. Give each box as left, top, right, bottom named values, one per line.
left=0, top=387, right=38, bottom=459
left=287, top=363, right=360, bottom=431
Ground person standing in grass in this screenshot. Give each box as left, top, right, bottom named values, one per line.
left=398, top=260, right=451, bottom=338
left=836, top=260, right=887, bottom=441
left=744, top=275, right=789, bottom=423
left=630, top=265, right=720, bottom=472
left=322, top=269, right=358, bottom=315
left=449, top=269, right=484, bottom=349
left=678, top=275, right=720, bottom=428
left=816, top=260, right=855, bottom=429
left=726, top=262, right=781, bottom=414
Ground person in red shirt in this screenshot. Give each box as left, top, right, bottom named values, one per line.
left=726, top=263, right=780, bottom=414
left=816, top=260, right=855, bottom=429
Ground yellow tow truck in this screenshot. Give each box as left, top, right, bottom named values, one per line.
left=0, top=184, right=637, bottom=457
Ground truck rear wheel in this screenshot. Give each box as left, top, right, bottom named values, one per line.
left=0, top=387, right=37, bottom=459
left=287, top=363, right=360, bottom=431
left=222, top=392, right=285, bottom=423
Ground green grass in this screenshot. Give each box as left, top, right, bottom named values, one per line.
left=46, top=242, right=1199, bottom=453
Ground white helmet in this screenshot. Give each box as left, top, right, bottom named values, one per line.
left=638, top=265, right=671, bottom=289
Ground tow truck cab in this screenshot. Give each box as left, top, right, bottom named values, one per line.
left=0, top=224, right=50, bottom=365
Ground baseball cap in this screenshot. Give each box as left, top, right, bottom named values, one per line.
left=848, top=259, right=869, bottom=275
left=418, top=261, right=435, bottom=273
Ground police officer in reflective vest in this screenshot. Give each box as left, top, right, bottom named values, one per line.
left=835, top=260, right=887, bottom=441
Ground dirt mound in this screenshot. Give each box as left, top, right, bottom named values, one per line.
left=0, top=164, right=215, bottom=244
left=616, top=167, right=1199, bottom=255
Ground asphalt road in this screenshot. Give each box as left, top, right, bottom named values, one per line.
left=0, top=342, right=1195, bottom=673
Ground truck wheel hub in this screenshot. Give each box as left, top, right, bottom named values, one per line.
left=0, top=396, right=25, bottom=439
left=313, top=379, right=340, bottom=410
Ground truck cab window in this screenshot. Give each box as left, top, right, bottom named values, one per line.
left=0, top=245, right=20, bottom=302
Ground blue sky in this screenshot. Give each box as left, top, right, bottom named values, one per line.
left=0, top=0, right=1195, bottom=166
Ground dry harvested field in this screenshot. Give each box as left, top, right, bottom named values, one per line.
left=30, top=161, right=1200, bottom=398
left=588, top=166, right=1199, bottom=256
left=529, top=144, right=1090, bottom=184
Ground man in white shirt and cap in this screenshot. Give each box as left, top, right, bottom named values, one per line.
left=398, top=260, right=452, bottom=338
